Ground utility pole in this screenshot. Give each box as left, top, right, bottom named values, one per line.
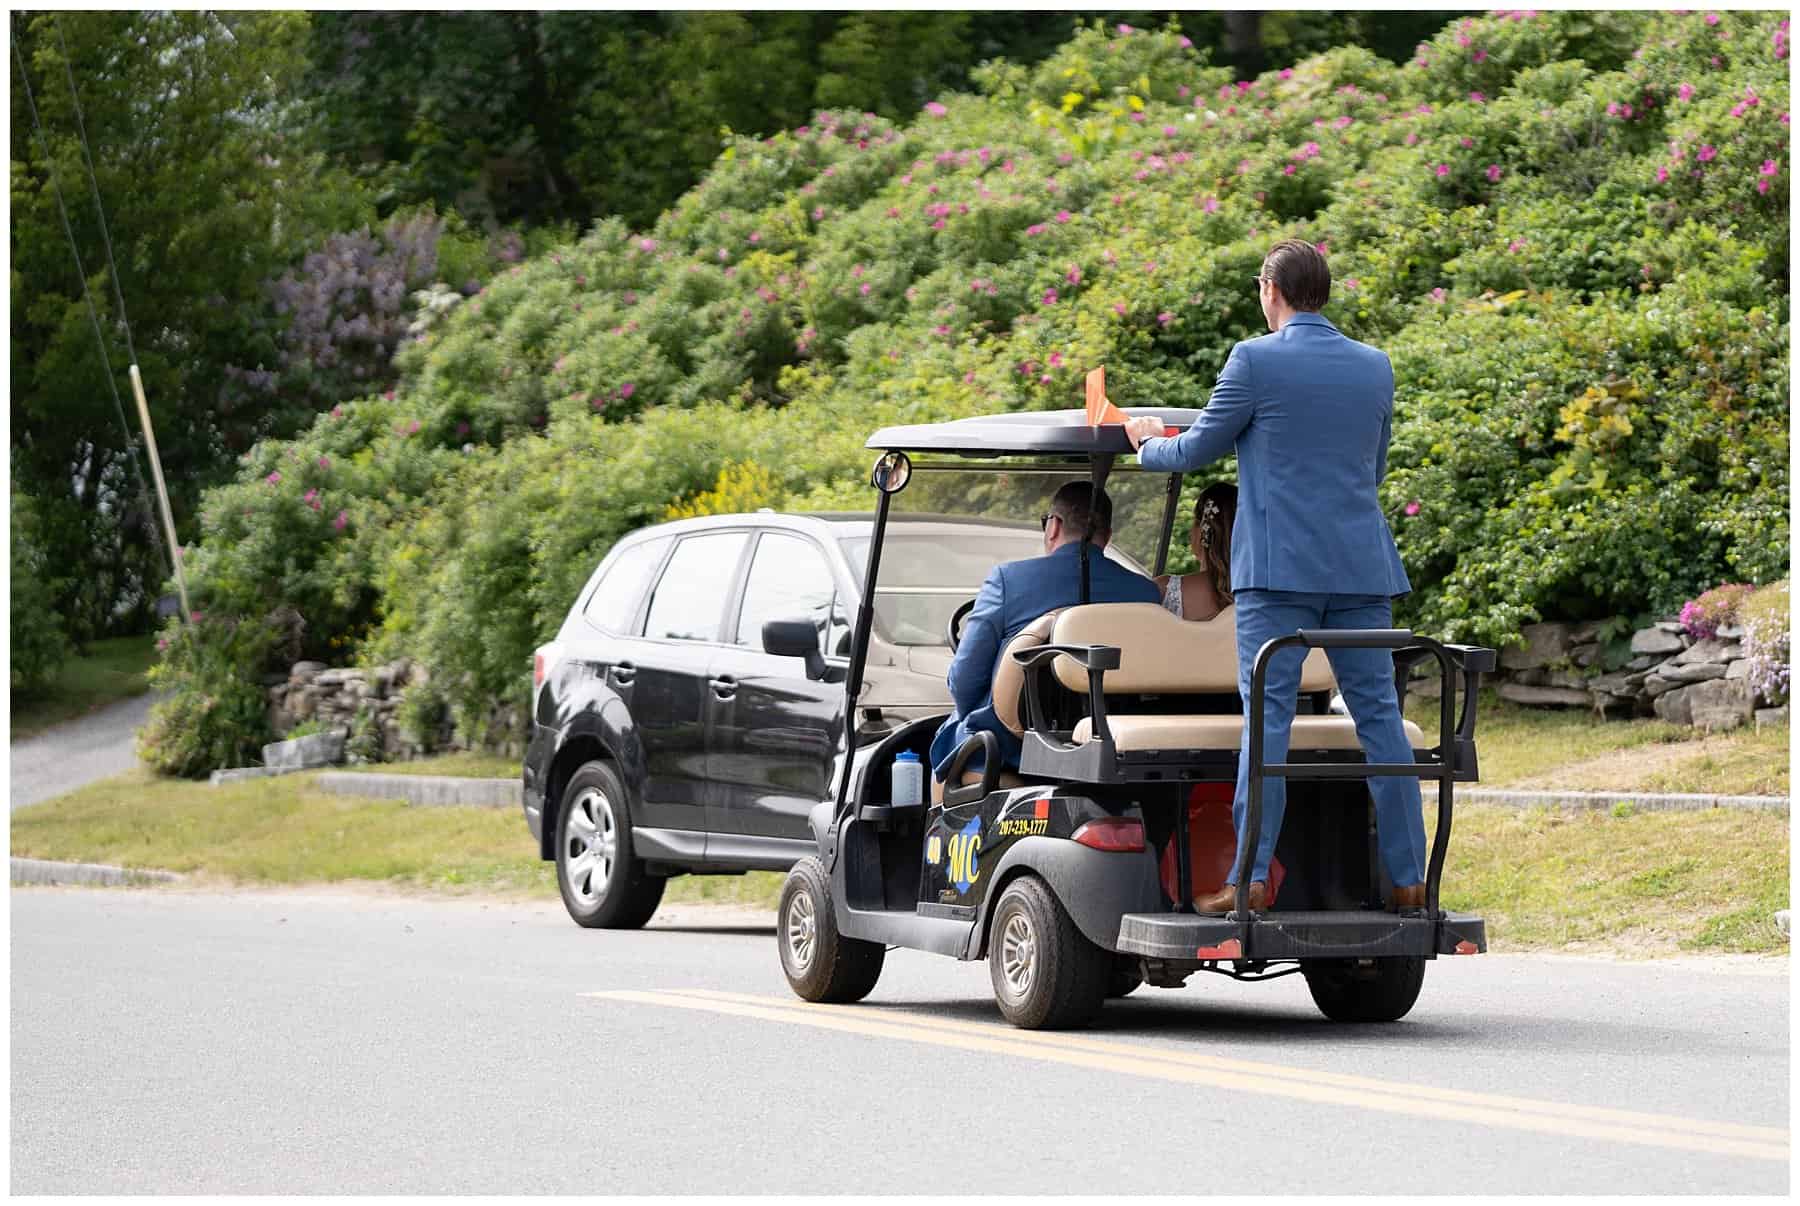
left=128, top=365, right=192, bottom=620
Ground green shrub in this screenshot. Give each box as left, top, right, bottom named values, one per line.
left=137, top=616, right=280, bottom=777
left=9, top=488, right=70, bottom=696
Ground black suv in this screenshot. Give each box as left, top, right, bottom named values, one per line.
left=524, top=511, right=1052, bottom=927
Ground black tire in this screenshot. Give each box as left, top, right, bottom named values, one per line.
left=1303, top=957, right=1426, bottom=1023
left=1107, top=955, right=1144, bottom=999
left=778, top=856, right=885, bottom=1003
left=987, top=876, right=1109, bottom=1029
left=554, top=760, right=665, bottom=929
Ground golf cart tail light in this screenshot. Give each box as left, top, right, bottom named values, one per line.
left=533, top=652, right=545, bottom=688
left=1454, top=940, right=1480, bottom=955
left=1071, top=818, right=1144, bottom=852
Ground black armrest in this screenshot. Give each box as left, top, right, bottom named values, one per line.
left=1393, top=642, right=1498, bottom=762
left=941, top=731, right=1000, bottom=807
left=1010, top=643, right=1120, bottom=747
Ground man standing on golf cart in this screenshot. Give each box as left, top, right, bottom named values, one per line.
left=928, top=481, right=1162, bottom=800
left=1124, top=238, right=1429, bottom=915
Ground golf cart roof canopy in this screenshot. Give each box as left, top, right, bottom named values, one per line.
left=867, top=408, right=1204, bottom=458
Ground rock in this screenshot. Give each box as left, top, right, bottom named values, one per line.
left=1685, top=678, right=1756, bottom=732
left=1500, top=622, right=1581, bottom=671
left=1653, top=684, right=1696, bottom=725
left=1672, top=637, right=1739, bottom=666
left=1755, top=706, right=1789, bottom=729
left=1497, top=682, right=1593, bottom=707
left=1776, top=910, right=1791, bottom=939
left=1407, top=675, right=1443, bottom=700
left=290, top=660, right=328, bottom=683
left=314, top=668, right=351, bottom=687
left=1624, top=668, right=1655, bottom=688
left=1509, top=667, right=1549, bottom=687
left=1630, top=627, right=1685, bottom=656
left=290, top=690, right=318, bottom=720
left=1588, top=670, right=1638, bottom=695
left=1717, top=623, right=1745, bottom=640
left=1643, top=675, right=1678, bottom=699
left=262, top=729, right=347, bottom=770
left=1654, top=620, right=1687, bottom=634
left=1658, top=661, right=1727, bottom=685
left=408, top=662, right=432, bottom=687
left=1726, top=659, right=1753, bottom=680
left=1625, top=654, right=1660, bottom=671
left=1570, top=642, right=1602, bottom=668
left=1544, top=669, right=1590, bottom=690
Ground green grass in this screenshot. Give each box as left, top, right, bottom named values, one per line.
left=10, top=635, right=158, bottom=741
left=340, top=752, right=521, bottom=779
left=1406, top=690, right=1789, bottom=796
left=12, top=766, right=1789, bottom=955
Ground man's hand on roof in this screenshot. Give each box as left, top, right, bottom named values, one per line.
left=1123, top=415, right=1164, bottom=450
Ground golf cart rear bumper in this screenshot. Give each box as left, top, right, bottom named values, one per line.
left=1116, top=910, right=1487, bottom=961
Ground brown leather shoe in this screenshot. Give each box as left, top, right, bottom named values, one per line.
left=1390, top=883, right=1426, bottom=911
left=1194, top=881, right=1268, bottom=915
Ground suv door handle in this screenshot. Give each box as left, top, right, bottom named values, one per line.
left=608, top=662, right=637, bottom=686
left=708, top=675, right=738, bottom=700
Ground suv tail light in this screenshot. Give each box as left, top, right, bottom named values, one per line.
left=533, top=652, right=546, bottom=688
left=1071, top=817, right=1144, bottom=852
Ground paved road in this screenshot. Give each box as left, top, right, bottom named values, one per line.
left=10, top=887, right=1789, bottom=1194
left=9, top=692, right=156, bottom=810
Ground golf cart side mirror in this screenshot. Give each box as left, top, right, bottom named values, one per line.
left=763, top=619, right=827, bottom=680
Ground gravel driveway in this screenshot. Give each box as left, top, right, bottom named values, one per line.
left=9, top=692, right=157, bottom=811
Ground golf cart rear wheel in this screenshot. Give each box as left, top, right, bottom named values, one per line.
left=778, top=856, right=884, bottom=1003
left=1303, top=956, right=1426, bottom=1023
left=988, top=876, right=1109, bottom=1029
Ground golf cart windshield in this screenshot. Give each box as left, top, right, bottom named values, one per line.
left=839, top=465, right=1165, bottom=647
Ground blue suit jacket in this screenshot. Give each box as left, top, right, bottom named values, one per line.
left=929, top=542, right=1162, bottom=779
left=1138, top=312, right=1410, bottom=597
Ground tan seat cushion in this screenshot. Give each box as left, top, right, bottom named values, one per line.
left=1071, top=713, right=1427, bottom=752
left=992, top=610, right=1062, bottom=737
left=1050, top=603, right=1336, bottom=695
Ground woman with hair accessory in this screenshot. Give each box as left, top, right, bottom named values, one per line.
left=1154, top=481, right=1237, bottom=621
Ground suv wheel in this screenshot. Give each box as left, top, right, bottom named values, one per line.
left=556, top=760, right=664, bottom=929
left=778, top=857, right=884, bottom=1003
left=988, top=876, right=1108, bottom=1029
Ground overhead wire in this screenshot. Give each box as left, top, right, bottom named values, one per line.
left=11, top=20, right=174, bottom=586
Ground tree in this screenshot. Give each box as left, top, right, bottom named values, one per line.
left=10, top=10, right=370, bottom=636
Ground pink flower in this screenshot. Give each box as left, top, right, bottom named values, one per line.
left=190, top=610, right=204, bottom=623
left=383, top=390, right=396, bottom=401
left=1066, top=265, right=1083, bottom=285
left=1486, top=164, right=1503, bottom=182
left=1435, top=163, right=1451, bottom=178
left=330, top=406, right=343, bottom=420
left=1344, top=278, right=1360, bottom=290
left=1157, top=311, right=1174, bottom=327
left=1473, top=48, right=1488, bottom=63
left=1055, top=210, right=1071, bottom=223
left=619, top=382, right=636, bottom=399
left=456, top=422, right=471, bottom=437
left=265, top=471, right=281, bottom=486
left=333, top=510, right=348, bottom=531
left=1112, top=302, right=1128, bottom=317
left=638, top=237, right=657, bottom=253
left=1178, top=35, right=1192, bottom=49
left=1655, top=165, right=1670, bottom=183
left=747, top=232, right=761, bottom=244
left=1041, top=288, right=1059, bottom=306
left=1048, top=351, right=1064, bottom=368
left=860, top=283, right=872, bottom=296
left=1469, top=91, right=1486, bottom=103
left=1761, top=159, right=1780, bottom=176
left=1428, top=287, right=1447, bottom=303
left=1283, top=164, right=1296, bottom=175
left=1460, top=136, right=1475, bottom=148
left=1130, top=112, right=1146, bottom=123
left=1162, top=125, right=1178, bottom=137
left=1698, top=144, right=1718, bottom=161
left=812, top=206, right=824, bottom=221
left=1025, top=223, right=1046, bottom=236
left=318, top=456, right=330, bottom=470
left=1202, top=196, right=1219, bottom=214
left=1704, top=12, right=1719, bottom=24
left=1757, top=178, right=1771, bottom=194
left=1678, top=82, right=1695, bottom=101
left=1280, top=68, right=1293, bottom=80
left=1116, top=23, right=1133, bottom=35
left=407, top=419, right=421, bottom=435
left=1404, top=501, right=1421, bottom=516
left=924, top=101, right=948, bottom=117
left=1730, top=102, right=1746, bottom=117
left=1606, top=101, right=1620, bottom=117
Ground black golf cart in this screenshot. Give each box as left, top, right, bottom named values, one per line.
left=775, top=409, right=1495, bottom=1029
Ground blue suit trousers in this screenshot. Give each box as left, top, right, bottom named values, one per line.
left=1230, top=589, right=1428, bottom=889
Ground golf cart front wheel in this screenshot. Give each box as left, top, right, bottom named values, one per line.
left=987, top=875, right=1109, bottom=1029
left=1303, top=956, right=1426, bottom=1023
left=778, top=856, right=884, bottom=1003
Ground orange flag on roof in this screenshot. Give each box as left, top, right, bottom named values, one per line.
left=1085, top=366, right=1128, bottom=427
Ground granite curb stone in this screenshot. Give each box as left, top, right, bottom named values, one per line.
left=12, top=858, right=185, bottom=887
left=1419, top=787, right=1787, bottom=812
left=314, top=772, right=520, bottom=808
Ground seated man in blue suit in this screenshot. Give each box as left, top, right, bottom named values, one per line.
left=928, top=481, right=1162, bottom=796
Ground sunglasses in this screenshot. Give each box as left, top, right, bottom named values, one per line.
left=1039, top=512, right=1060, bottom=531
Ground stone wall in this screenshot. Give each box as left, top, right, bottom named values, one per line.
left=270, top=659, right=450, bottom=764
left=1407, top=618, right=1787, bottom=731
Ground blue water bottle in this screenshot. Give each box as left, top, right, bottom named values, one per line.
left=891, top=749, right=924, bottom=806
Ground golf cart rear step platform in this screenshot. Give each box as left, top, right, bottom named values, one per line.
left=1117, top=910, right=1488, bottom=961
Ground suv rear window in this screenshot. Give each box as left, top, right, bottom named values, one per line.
left=642, top=531, right=748, bottom=643
left=583, top=537, right=671, bottom=634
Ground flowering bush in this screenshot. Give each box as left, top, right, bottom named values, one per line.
left=137, top=614, right=283, bottom=777
left=165, top=12, right=1792, bottom=766
left=1739, top=580, right=1790, bottom=706
left=1679, top=582, right=1757, bottom=640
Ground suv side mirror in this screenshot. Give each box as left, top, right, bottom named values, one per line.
left=763, top=619, right=827, bottom=681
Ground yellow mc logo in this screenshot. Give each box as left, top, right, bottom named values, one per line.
left=946, top=831, right=983, bottom=890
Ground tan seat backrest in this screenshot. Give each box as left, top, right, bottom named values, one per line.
left=1049, top=603, right=1335, bottom=695
left=993, top=609, right=1062, bottom=736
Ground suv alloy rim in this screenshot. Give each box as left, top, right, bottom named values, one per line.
left=1000, top=912, right=1035, bottom=996
left=563, top=787, right=617, bottom=906
left=787, top=887, right=817, bottom=970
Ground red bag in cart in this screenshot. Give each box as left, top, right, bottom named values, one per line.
left=1158, top=782, right=1284, bottom=905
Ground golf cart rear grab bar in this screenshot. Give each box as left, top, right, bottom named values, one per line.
left=1012, top=642, right=1120, bottom=746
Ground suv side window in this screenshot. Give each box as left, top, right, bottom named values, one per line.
left=642, top=531, right=747, bottom=642
left=735, top=532, right=839, bottom=653
left=582, top=536, right=671, bottom=634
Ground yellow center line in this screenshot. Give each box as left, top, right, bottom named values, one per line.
left=676, top=988, right=1785, bottom=1146
left=585, top=989, right=1788, bottom=1164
